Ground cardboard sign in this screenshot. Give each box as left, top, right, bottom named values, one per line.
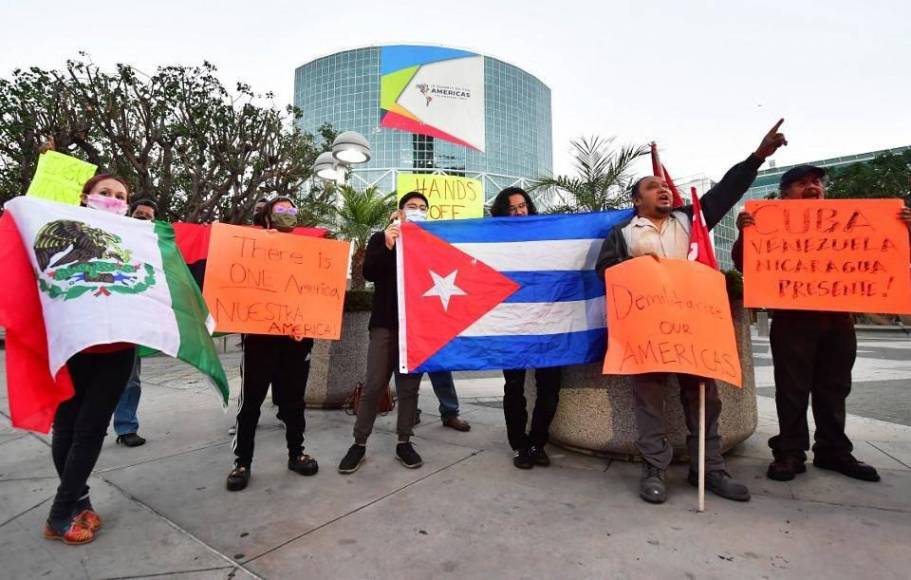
left=603, top=257, right=742, bottom=387
left=397, top=173, right=484, bottom=220
left=26, top=151, right=97, bottom=205
left=202, top=224, right=350, bottom=339
left=743, top=199, right=911, bottom=314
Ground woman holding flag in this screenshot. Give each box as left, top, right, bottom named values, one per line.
left=44, top=173, right=138, bottom=545
left=490, top=187, right=564, bottom=470
left=595, top=120, right=786, bottom=505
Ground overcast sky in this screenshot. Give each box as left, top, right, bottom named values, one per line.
left=2, top=0, right=908, bottom=182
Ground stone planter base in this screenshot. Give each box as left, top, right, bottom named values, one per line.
left=542, top=300, right=757, bottom=463
left=305, top=310, right=370, bottom=409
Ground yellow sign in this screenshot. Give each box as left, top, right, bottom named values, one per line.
left=396, top=173, right=484, bottom=220
left=26, top=151, right=97, bottom=205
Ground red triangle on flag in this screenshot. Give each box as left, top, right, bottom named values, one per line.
left=400, top=223, right=520, bottom=371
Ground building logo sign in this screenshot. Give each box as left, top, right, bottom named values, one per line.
left=380, top=45, right=486, bottom=152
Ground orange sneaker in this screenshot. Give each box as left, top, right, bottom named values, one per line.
left=43, top=519, right=95, bottom=545
left=75, top=509, right=102, bottom=532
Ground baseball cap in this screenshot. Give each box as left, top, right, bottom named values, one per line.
left=779, top=165, right=826, bottom=190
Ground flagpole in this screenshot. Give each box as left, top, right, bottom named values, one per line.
left=698, top=380, right=706, bottom=513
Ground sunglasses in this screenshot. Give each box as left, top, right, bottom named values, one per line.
left=272, top=206, right=298, bottom=216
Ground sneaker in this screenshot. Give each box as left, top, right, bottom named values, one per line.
left=396, top=442, right=423, bottom=469
left=529, top=446, right=550, bottom=467
left=767, top=453, right=807, bottom=481
left=513, top=448, right=534, bottom=469
left=116, top=433, right=146, bottom=447
left=338, top=444, right=366, bottom=474
left=689, top=469, right=751, bottom=502
left=813, top=454, right=880, bottom=482
left=228, top=426, right=237, bottom=436
left=43, top=519, right=95, bottom=545
left=640, top=463, right=667, bottom=504
left=75, top=509, right=102, bottom=532
left=226, top=464, right=251, bottom=491
left=442, top=416, right=471, bottom=432
left=288, top=453, right=319, bottom=476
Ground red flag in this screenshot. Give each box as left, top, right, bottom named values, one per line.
left=650, top=142, right=685, bottom=208
left=0, top=214, right=74, bottom=433
left=688, top=186, right=718, bottom=269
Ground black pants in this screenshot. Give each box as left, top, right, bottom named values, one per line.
left=49, top=348, right=135, bottom=525
left=769, top=311, right=856, bottom=460
left=632, top=373, right=724, bottom=471
left=233, top=335, right=313, bottom=467
left=502, top=367, right=562, bottom=450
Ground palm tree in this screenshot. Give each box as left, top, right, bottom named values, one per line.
left=531, top=136, right=648, bottom=213
left=326, top=184, right=396, bottom=290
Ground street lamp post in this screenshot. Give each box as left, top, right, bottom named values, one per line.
left=312, top=130, right=372, bottom=185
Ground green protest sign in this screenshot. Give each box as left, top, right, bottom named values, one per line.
left=26, top=151, right=97, bottom=205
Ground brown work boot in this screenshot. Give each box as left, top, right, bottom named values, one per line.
left=442, top=416, right=471, bottom=432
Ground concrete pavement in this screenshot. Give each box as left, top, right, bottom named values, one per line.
left=0, top=335, right=910, bottom=579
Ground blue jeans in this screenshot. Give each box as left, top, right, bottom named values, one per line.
left=396, top=371, right=459, bottom=421
left=113, top=354, right=142, bottom=436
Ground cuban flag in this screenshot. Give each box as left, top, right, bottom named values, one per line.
left=397, top=210, right=634, bottom=373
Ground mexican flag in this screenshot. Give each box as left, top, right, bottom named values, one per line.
left=0, top=197, right=229, bottom=433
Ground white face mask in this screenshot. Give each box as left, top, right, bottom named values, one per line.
left=404, top=208, right=428, bottom=222
left=86, top=193, right=128, bottom=216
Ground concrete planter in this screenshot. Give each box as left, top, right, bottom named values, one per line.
left=542, top=299, right=757, bottom=462
left=305, top=310, right=370, bottom=408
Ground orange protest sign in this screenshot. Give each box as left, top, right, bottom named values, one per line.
left=743, top=199, right=911, bottom=314
left=202, top=224, right=351, bottom=339
left=602, top=257, right=742, bottom=387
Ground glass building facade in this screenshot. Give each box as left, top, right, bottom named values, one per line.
left=714, top=145, right=911, bottom=271
left=293, top=46, right=553, bottom=198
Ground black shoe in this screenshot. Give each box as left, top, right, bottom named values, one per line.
left=338, top=444, right=366, bottom=474
left=396, top=442, right=423, bottom=469
left=116, top=433, right=146, bottom=447
left=288, top=453, right=319, bottom=476
left=767, top=453, right=807, bottom=481
left=813, top=454, right=880, bottom=482
left=414, top=408, right=422, bottom=426
left=513, top=448, right=534, bottom=469
left=226, top=464, right=250, bottom=491
left=689, top=469, right=751, bottom=502
left=529, top=446, right=550, bottom=467
left=640, top=463, right=666, bottom=504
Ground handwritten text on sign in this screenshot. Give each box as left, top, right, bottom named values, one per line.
left=603, top=257, right=742, bottom=387
left=26, top=151, right=97, bottom=205
left=743, top=199, right=911, bottom=314
left=396, top=173, right=484, bottom=220
left=202, top=224, right=351, bottom=339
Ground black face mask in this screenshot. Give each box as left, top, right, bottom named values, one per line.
left=253, top=210, right=266, bottom=226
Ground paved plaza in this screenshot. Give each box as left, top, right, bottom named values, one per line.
left=0, top=331, right=909, bottom=579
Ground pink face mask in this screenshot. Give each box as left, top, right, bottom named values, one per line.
left=86, top=193, right=128, bottom=216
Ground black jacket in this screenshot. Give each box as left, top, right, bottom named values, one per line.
left=363, top=231, right=398, bottom=330
left=596, top=153, right=763, bottom=280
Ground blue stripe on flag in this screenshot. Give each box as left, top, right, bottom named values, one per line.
left=503, top=270, right=605, bottom=303
left=417, top=210, right=634, bottom=243
left=414, top=329, right=606, bottom=373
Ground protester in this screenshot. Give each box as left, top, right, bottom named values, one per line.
left=489, top=187, right=563, bottom=469
left=596, top=121, right=787, bottom=504
left=337, top=192, right=429, bottom=474
left=112, top=199, right=158, bottom=449
left=252, top=196, right=269, bottom=227
left=226, top=196, right=318, bottom=491
left=44, top=174, right=137, bottom=545
left=409, top=372, right=471, bottom=431
left=732, top=165, right=911, bottom=483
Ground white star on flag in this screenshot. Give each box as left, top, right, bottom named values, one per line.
left=423, top=269, right=467, bottom=311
